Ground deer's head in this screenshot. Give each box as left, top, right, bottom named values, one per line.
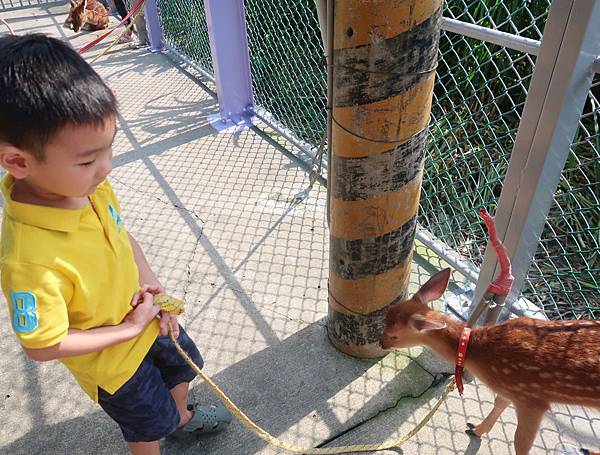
left=380, top=268, right=451, bottom=350
left=70, top=0, right=87, bottom=33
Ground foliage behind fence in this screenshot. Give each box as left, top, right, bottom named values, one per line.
left=154, top=0, right=599, bottom=320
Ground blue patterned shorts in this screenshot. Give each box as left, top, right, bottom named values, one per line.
left=98, top=326, right=204, bottom=442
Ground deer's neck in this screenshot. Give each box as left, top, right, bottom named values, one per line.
left=421, top=312, right=465, bottom=363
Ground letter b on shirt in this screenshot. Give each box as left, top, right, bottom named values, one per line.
left=11, top=291, right=38, bottom=333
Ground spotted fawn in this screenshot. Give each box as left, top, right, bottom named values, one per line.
left=380, top=267, right=600, bottom=455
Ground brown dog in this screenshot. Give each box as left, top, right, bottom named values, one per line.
left=64, top=0, right=109, bottom=33
left=381, top=267, right=600, bottom=455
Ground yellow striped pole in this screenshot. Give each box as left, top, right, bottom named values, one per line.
left=328, top=0, right=443, bottom=358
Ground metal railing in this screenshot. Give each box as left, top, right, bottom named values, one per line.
left=0, top=0, right=63, bottom=11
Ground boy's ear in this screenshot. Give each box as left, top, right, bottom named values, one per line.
left=0, top=145, right=32, bottom=179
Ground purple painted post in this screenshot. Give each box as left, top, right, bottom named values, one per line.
left=204, top=0, right=254, bottom=124
left=144, top=0, right=164, bottom=53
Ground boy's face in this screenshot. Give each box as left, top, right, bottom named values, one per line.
left=27, top=116, right=116, bottom=199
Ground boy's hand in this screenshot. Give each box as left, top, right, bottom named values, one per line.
left=133, top=285, right=179, bottom=337
left=139, top=283, right=165, bottom=296
left=159, top=312, right=179, bottom=338
left=125, top=292, right=161, bottom=333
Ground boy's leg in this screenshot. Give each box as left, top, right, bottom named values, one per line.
left=157, top=327, right=231, bottom=432
left=170, top=381, right=193, bottom=427
left=128, top=441, right=160, bottom=455
left=98, top=357, right=181, bottom=450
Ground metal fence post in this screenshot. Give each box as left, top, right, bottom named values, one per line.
left=143, top=0, right=164, bottom=53
left=468, top=0, right=600, bottom=324
left=203, top=0, right=254, bottom=124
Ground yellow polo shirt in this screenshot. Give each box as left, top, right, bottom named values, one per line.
left=0, top=175, right=159, bottom=401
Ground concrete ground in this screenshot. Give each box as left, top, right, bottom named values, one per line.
left=0, top=4, right=598, bottom=454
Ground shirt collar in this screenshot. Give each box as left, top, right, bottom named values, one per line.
left=1, top=174, right=84, bottom=233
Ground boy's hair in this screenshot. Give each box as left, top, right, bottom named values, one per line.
left=0, top=34, right=118, bottom=161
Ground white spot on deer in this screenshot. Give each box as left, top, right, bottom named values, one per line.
left=491, top=366, right=499, bottom=373
left=530, top=382, right=541, bottom=388
left=540, top=372, right=553, bottom=379
left=564, top=374, right=575, bottom=381
left=502, top=368, right=511, bottom=375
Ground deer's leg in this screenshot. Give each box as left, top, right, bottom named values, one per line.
left=513, top=402, right=547, bottom=455
left=467, top=394, right=510, bottom=436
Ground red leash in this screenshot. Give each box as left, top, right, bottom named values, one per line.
left=77, top=0, right=146, bottom=55
left=454, top=210, right=515, bottom=396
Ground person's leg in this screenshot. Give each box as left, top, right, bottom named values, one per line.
left=98, top=355, right=180, bottom=451
left=112, top=0, right=133, bottom=42
left=133, top=12, right=149, bottom=46
left=170, top=381, right=193, bottom=427
left=112, top=0, right=130, bottom=24
left=155, top=326, right=231, bottom=433
left=168, top=381, right=225, bottom=431
left=128, top=441, right=160, bottom=455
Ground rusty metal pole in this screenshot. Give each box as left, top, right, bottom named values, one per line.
left=327, top=0, right=443, bottom=358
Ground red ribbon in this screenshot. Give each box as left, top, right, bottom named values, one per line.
left=77, top=0, right=147, bottom=55
left=455, top=326, right=472, bottom=396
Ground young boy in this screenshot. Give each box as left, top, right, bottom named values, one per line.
left=0, top=34, right=231, bottom=454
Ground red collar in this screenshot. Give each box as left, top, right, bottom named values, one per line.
left=455, top=327, right=472, bottom=396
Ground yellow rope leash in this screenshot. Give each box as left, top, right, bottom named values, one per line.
left=156, top=294, right=456, bottom=454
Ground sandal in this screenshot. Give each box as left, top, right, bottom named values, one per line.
left=117, top=33, right=134, bottom=44
left=171, top=404, right=232, bottom=438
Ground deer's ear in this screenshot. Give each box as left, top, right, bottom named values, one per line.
left=408, top=313, right=447, bottom=332
left=416, top=268, right=451, bottom=303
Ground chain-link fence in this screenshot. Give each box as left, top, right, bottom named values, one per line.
left=422, top=1, right=599, bottom=320
left=245, top=0, right=327, bottom=148
left=155, top=0, right=212, bottom=74
left=154, top=0, right=598, bottom=320
left=531, top=74, right=599, bottom=319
